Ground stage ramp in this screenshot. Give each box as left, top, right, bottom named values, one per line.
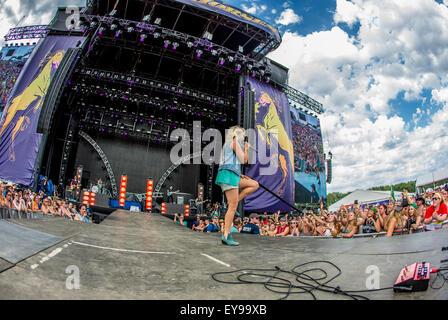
left=0, top=211, right=447, bottom=300
left=0, top=220, right=64, bottom=264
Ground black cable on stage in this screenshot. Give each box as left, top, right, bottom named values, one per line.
left=211, top=260, right=394, bottom=300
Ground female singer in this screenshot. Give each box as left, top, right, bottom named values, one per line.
left=215, top=126, right=259, bottom=246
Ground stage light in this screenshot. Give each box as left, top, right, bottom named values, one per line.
left=187, top=41, right=194, bottom=48
left=203, top=31, right=213, bottom=41
left=127, top=26, right=135, bottom=33
left=153, top=32, right=160, bottom=39
left=172, top=42, right=179, bottom=50
left=142, top=15, right=151, bottom=22
left=238, top=45, right=244, bottom=53
left=211, top=49, right=218, bottom=56
left=109, top=9, right=117, bottom=16
left=154, top=18, right=162, bottom=25
left=228, top=56, right=234, bottom=63
left=111, top=24, right=118, bottom=31
left=115, top=30, right=123, bottom=37
left=146, top=179, right=154, bottom=211
left=247, top=64, right=253, bottom=70
left=196, top=49, right=203, bottom=58
left=218, top=57, right=225, bottom=65
left=236, top=63, right=241, bottom=71
left=140, top=34, right=147, bottom=42
left=119, top=175, right=127, bottom=207
left=161, top=203, right=166, bottom=214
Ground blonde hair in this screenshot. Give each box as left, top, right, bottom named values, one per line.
left=225, top=126, right=245, bottom=142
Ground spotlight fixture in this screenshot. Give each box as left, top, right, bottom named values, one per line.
left=153, top=32, right=160, bottom=39
left=196, top=49, right=203, bottom=58
left=247, top=64, right=253, bottom=70
left=154, top=18, right=162, bottom=25
left=110, top=23, right=118, bottom=31
left=98, top=26, right=105, bottom=34
left=115, top=30, right=123, bottom=37
left=142, top=15, right=151, bottom=22
left=211, top=49, right=218, bottom=56
left=228, top=56, right=234, bottom=63
left=203, top=31, right=213, bottom=41
left=164, top=40, right=171, bottom=48
left=127, top=26, right=135, bottom=33
left=140, top=34, right=147, bottom=42
left=218, top=57, right=225, bottom=65
left=172, top=42, right=179, bottom=50
left=235, top=63, right=241, bottom=71
left=187, top=41, right=194, bottom=48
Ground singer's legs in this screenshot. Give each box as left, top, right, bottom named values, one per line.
left=238, top=176, right=259, bottom=202
left=223, top=188, right=239, bottom=240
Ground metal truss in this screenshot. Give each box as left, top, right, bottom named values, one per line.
left=76, top=67, right=233, bottom=106
left=79, top=130, right=118, bottom=198
left=154, top=151, right=203, bottom=197
left=4, top=25, right=48, bottom=41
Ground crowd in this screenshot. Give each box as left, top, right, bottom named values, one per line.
left=173, top=186, right=448, bottom=238
left=292, top=120, right=325, bottom=176
left=0, top=179, right=92, bottom=223
left=0, top=60, right=24, bottom=109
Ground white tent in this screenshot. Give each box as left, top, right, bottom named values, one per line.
left=328, top=189, right=405, bottom=212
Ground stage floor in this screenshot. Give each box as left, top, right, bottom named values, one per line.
left=0, top=210, right=447, bottom=300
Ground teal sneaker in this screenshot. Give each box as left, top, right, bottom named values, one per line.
left=222, top=234, right=239, bottom=246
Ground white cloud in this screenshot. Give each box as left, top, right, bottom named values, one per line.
left=0, top=0, right=85, bottom=45
left=268, top=0, right=448, bottom=192
left=275, top=8, right=302, bottom=26
left=272, top=9, right=277, bottom=14
left=242, top=2, right=268, bottom=15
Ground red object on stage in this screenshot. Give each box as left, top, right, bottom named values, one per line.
left=161, top=202, right=166, bottom=214
left=82, top=191, right=96, bottom=205
left=185, top=205, right=190, bottom=216
left=119, top=175, right=127, bottom=207
left=146, top=179, right=153, bottom=211
left=393, top=262, right=431, bottom=292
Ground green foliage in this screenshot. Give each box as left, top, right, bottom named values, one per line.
left=326, top=192, right=351, bottom=206
left=369, top=181, right=416, bottom=193
left=327, top=180, right=417, bottom=206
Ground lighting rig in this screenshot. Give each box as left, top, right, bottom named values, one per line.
left=75, top=14, right=273, bottom=84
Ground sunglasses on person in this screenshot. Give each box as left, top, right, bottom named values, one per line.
left=432, top=197, right=440, bottom=201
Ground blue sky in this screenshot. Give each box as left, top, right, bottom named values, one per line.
left=0, top=0, right=447, bottom=193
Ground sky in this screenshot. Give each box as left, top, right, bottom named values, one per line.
left=0, top=0, right=447, bottom=193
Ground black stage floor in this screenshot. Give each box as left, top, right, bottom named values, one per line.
left=0, top=210, right=447, bottom=300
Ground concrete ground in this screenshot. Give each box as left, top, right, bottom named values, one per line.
left=0, top=210, right=447, bottom=300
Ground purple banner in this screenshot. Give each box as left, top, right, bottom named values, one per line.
left=244, top=77, right=295, bottom=212
left=174, top=0, right=281, bottom=43
left=0, top=35, right=85, bottom=186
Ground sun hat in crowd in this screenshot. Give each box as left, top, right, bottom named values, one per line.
left=410, top=203, right=418, bottom=210
left=369, top=206, right=377, bottom=214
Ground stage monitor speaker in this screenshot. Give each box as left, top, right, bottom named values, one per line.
left=177, top=196, right=184, bottom=205
left=95, top=193, right=109, bottom=208
left=165, top=203, right=185, bottom=215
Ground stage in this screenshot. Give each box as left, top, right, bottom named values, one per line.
left=0, top=211, right=447, bottom=300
